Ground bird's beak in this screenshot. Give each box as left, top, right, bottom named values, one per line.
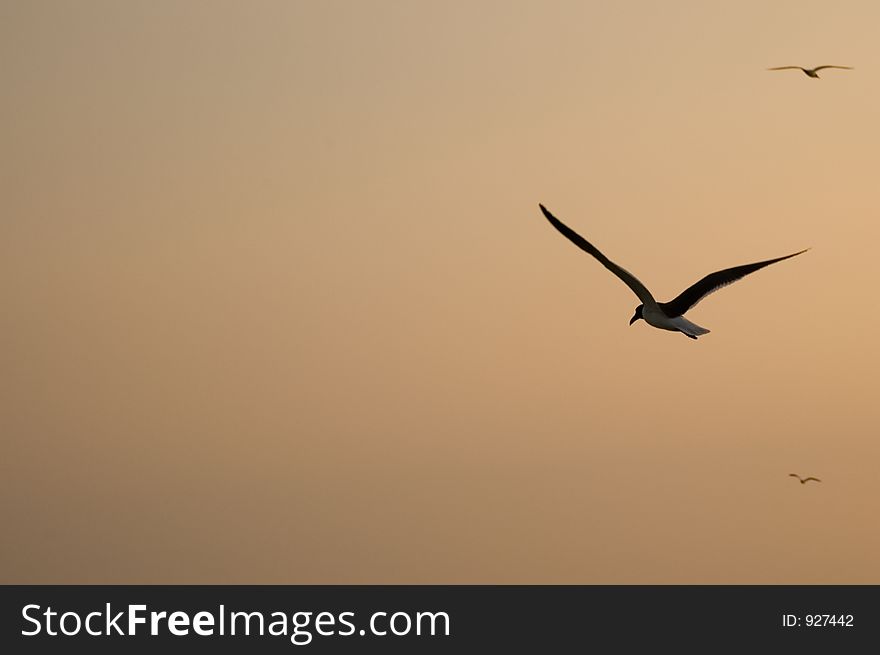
left=629, top=315, right=638, bottom=326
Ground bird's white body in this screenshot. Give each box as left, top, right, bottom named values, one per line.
left=643, top=305, right=711, bottom=338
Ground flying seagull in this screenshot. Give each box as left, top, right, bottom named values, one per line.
left=539, top=204, right=808, bottom=339
left=789, top=474, right=821, bottom=484
left=767, top=65, right=853, bottom=78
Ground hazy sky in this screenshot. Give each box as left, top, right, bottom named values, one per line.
left=3, top=1, right=879, bottom=583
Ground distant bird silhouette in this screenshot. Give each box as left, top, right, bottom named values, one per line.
left=789, top=474, right=821, bottom=484
left=539, top=204, right=808, bottom=339
left=767, top=65, right=853, bottom=79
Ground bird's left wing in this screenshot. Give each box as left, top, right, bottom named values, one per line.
left=813, top=65, right=853, bottom=71
left=804, top=477, right=821, bottom=483
left=659, top=249, right=809, bottom=318
left=539, top=204, right=656, bottom=306
left=767, top=66, right=803, bottom=71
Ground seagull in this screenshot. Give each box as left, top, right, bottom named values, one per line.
left=789, top=474, right=821, bottom=484
left=539, top=204, right=808, bottom=339
left=767, top=65, right=853, bottom=78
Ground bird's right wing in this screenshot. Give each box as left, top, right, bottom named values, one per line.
left=813, top=65, right=853, bottom=71
left=659, top=249, right=809, bottom=318
left=767, top=66, right=804, bottom=71
left=539, top=204, right=656, bottom=306
left=804, top=477, right=821, bottom=483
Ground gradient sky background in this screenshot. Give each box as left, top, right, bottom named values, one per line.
left=3, top=0, right=879, bottom=583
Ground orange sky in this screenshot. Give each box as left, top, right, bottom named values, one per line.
left=3, top=0, right=879, bottom=583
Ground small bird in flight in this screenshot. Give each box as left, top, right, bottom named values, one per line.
left=539, top=204, right=808, bottom=339
left=767, top=65, right=853, bottom=78
left=789, top=474, right=821, bottom=484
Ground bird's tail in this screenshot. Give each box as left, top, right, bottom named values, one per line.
left=672, top=316, right=710, bottom=339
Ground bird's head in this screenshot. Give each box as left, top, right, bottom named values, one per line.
left=629, top=305, right=644, bottom=326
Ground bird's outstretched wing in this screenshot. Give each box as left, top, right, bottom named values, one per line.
left=812, top=65, right=853, bottom=72
left=803, top=477, right=821, bottom=483
left=789, top=473, right=800, bottom=478
left=659, top=249, right=809, bottom=318
left=539, top=204, right=656, bottom=306
left=767, top=66, right=804, bottom=71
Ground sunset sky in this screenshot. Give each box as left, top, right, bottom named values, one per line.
left=3, top=0, right=879, bottom=583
